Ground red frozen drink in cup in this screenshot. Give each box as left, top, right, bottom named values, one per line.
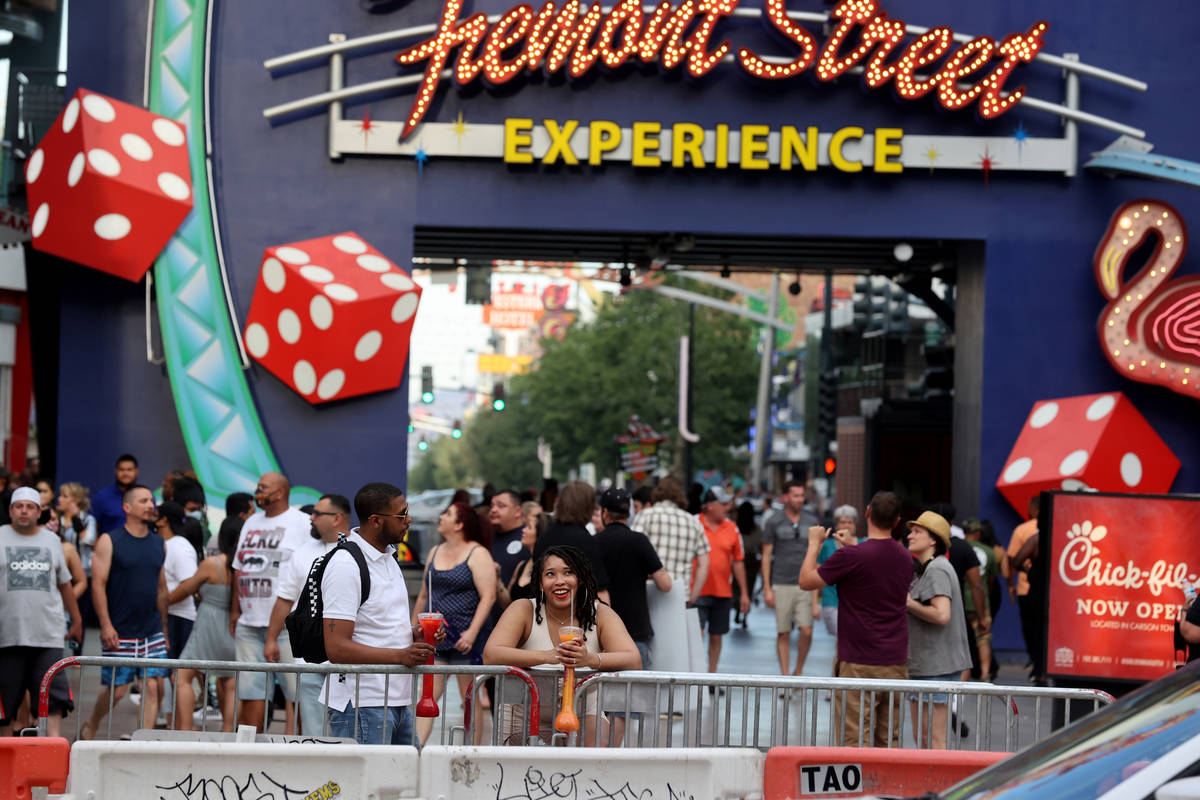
left=416, top=612, right=443, bottom=718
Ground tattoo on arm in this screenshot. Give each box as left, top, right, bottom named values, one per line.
left=327, top=621, right=337, bottom=632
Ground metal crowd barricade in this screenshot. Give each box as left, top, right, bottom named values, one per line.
left=36, top=656, right=540, bottom=746
left=573, top=671, right=1114, bottom=752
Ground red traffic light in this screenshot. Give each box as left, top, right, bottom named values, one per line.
left=824, top=457, right=837, bottom=475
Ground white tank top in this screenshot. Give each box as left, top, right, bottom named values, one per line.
left=520, top=598, right=601, bottom=665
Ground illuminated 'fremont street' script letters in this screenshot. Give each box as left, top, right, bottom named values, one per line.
left=393, top=0, right=1048, bottom=138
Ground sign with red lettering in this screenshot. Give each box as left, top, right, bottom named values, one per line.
left=1044, top=491, right=1200, bottom=683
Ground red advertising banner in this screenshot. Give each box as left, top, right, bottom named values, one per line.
left=1045, top=492, right=1200, bottom=683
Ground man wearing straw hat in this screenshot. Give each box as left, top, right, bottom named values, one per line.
left=903, top=509, right=971, bottom=749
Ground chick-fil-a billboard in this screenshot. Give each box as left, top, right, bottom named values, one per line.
left=1044, top=491, right=1200, bottom=683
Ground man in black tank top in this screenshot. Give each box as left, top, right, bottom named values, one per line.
left=82, top=485, right=168, bottom=739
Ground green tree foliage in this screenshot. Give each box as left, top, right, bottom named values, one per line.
left=409, top=278, right=761, bottom=491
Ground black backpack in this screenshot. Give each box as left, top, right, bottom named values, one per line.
left=286, top=539, right=371, bottom=664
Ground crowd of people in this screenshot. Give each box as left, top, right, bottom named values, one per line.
left=0, top=454, right=1055, bottom=749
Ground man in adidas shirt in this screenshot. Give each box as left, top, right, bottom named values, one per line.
left=265, top=493, right=350, bottom=735
left=0, top=487, right=82, bottom=736
left=322, top=483, right=436, bottom=745
left=229, top=472, right=312, bottom=730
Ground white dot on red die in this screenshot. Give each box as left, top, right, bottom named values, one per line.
left=26, top=149, right=44, bottom=184
left=1061, top=478, right=1092, bottom=492
left=357, top=255, right=391, bottom=273
left=62, top=97, right=80, bottom=133
left=94, top=213, right=131, bottom=241
left=275, top=246, right=310, bottom=265
left=309, top=295, right=333, bottom=330
left=245, top=323, right=269, bottom=358
left=31, top=204, right=49, bottom=238
left=68, top=153, right=85, bottom=187
left=1029, top=402, right=1058, bottom=428
left=82, top=94, right=116, bottom=122
left=157, top=172, right=190, bottom=201
left=1002, top=457, right=1031, bottom=483
left=293, top=360, right=317, bottom=395
left=355, top=331, right=382, bottom=361
left=1058, top=450, right=1088, bottom=476
left=324, top=284, right=358, bottom=302
left=87, top=149, right=121, bottom=177
left=317, top=369, right=345, bottom=400
left=300, top=265, right=334, bottom=284
left=152, top=117, right=186, bottom=147
left=1085, top=395, right=1116, bottom=421
left=121, top=133, right=154, bottom=161
left=391, top=294, right=418, bottom=323
left=380, top=272, right=414, bottom=291
left=332, top=235, right=367, bottom=254
left=262, top=258, right=286, bottom=293
left=277, top=309, right=302, bottom=344
left=1120, top=453, right=1142, bottom=487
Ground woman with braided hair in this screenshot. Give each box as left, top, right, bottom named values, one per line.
left=484, top=545, right=640, bottom=745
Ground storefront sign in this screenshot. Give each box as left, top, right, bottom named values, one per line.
left=1044, top=492, right=1200, bottom=683
left=393, top=0, right=1047, bottom=137
left=483, top=291, right=546, bottom=328
left=616, top=415, right=666, bottom=480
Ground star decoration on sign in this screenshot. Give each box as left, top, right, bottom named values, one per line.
left=924, top=145, right=940, bottom=174
left=450, top=111, right=469, bottom=151
left=414, top=141, right=429, bottom=177
left=356, top=108, right=376, bottom=152
left=976, top=146, right=998, bottom=185
left=1011, top=121, right=1029, bottom=160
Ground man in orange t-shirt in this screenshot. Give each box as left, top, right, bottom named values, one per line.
left=693, top=487, right=751, bottom=674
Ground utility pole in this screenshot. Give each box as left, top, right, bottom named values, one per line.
left=751, top=274, right=780, bottom=493
left=685, top=303, right=695, bottom=484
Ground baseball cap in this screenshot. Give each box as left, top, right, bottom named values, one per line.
left=598, top=487, right=631, bottom=513
left=703, top=486, right=733, bottom=504
left=10, top=486, right=40, bottom=507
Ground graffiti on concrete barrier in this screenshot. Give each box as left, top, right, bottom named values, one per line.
left=155, top=772, right=339, bottom=800
left=492, top=763, right=694, bottom=800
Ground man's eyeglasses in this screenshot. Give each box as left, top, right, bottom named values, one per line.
left=375, top=511, right=411, bottom=522
left=310, top=510, right=340, bottom=518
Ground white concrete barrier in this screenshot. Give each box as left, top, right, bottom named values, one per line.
left=51, top=741, right=418, bottom=800
left=419, top=745, right=765, bottom=800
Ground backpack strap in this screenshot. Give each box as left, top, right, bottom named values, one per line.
left=338, top=540, right=372, bottom=607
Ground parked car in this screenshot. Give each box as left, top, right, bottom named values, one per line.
left=900, top=660, right=1200, bottom=799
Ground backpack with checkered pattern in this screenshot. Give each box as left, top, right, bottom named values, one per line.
left=285, top=537, right=371, bottom=664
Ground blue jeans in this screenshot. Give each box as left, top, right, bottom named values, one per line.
left=328, top=703, right=413, bottom=745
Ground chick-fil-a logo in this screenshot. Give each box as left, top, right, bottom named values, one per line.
left=1058, top=520, right=1190, bottom=598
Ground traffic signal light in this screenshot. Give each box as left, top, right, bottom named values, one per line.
left=818, top=371, right=837, bottom=444
left=420, top=365, right=434, bottom=403
left=417, top=438, right=429, bottom=451
left=492, top=382, right=506, bottom=411
left=824, top=457, right=837, bottom=476
left=465, top=267, right=492, bottom=305
left=451, top=420, right=463, bottom=439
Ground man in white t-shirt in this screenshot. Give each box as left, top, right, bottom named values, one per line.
left=157, top=501, right=198, bottom=728
left=229, top=471, right=312, bottom=730
left=322, top=483, right=435, bottom=745
left=264, top=493, right=350, bottom=736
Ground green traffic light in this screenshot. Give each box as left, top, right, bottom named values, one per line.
left=452, top=429, right=463, bottom=439
left=407, top=424, right=414, bottom=433
left=417, top=440, right=429, bottom=451
left=421, top=391, right=434, bottom=403
left=492, top=398, right=506, bottom=411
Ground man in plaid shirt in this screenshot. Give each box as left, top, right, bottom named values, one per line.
left=636, top=476, right=709, bottom=604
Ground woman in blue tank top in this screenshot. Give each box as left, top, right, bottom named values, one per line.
left=411, top=501, right=497, bottom=745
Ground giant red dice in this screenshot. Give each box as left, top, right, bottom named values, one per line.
left=242, top=233, right=422, bottom=404
left=25, top=88, right=192, bottom=281
left=995, top=391, right=1180, bottom=515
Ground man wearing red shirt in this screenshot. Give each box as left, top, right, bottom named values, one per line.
left=693, top=487, right=750, bottom=675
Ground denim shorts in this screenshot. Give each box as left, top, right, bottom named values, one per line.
left=906, top=671, right=961, bottom=704
left=328, top=703, right=413, bottom=746
left=234, top=624, right=296, bottom=701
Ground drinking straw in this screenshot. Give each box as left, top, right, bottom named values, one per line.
left=570, top=589, right=574, bottom=629
left=428, top=567, right=433, bottom=613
